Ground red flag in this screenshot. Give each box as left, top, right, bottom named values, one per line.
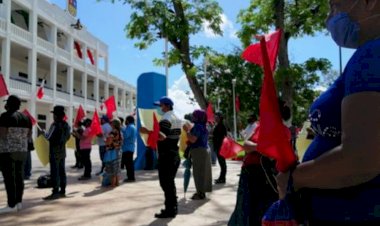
left=75, top=105, right=86, bottom=127
left=63, top=115, right=68, bottom=122
left=90, top=110, right=102, bottom=137
left=103, top=96, right=117, bottom=119
left=36, top=79, right=45, bottom=99
left=74, top=41, right=83, bottom=59
left=0, top=74, right=9, bottom=98
left=206, top=103, right=215, bottom=124
left=235, top=95, right=240, bottom=113
left=242, top=29, right=282, bottom=71
left=254, top=34, right=297, bottom=172
left=87, top=49, right=95, bottom=65
left=22, top=109, right=37, bottom=125
left=147, top=112, right=160, bottom=149
left=220, top=137, right=244, bottom=159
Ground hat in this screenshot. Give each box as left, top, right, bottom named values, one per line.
left=101, top=115, right=110, bottom=122
left=154, top=96, right=174, bottom=106
left=5, top=95, right=21, bottom=108
left=51, top=105, right=65, bottom=116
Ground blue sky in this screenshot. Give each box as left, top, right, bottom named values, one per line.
left=48, top=0, right=354, bottom=117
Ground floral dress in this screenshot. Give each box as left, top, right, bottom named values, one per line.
left=104, top=129, right=122, bottom=177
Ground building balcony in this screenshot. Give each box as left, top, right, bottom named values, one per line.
left=10, top=24, right=32, bottom=46
left=0, top=18, right=6, bottom=36
left=56, top=48, right=71, bottom=64
left=9, top=77, right=32, bottom=97
left=56, top=90, right=70, bottom=102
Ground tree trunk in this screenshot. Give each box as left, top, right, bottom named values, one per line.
left=274, top=0, right=292, bottom=109
left=186, top=71, right=208, bottom=109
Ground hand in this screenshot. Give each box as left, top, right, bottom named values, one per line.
left=158, top=132, right=166, bottom=141
left=276, top=171, right=291, bottom=200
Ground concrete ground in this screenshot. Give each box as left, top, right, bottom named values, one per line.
left=0, top=147, right=242, bottom=226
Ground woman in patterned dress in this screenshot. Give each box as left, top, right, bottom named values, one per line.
left=105, top=119, right=123, bottom=187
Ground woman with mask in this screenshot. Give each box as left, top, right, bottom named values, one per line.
left=277, top=1, right=380, bottom=225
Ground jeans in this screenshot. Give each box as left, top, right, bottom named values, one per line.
left=121, top=151, right=135, bottom=180
left=50, top=155, right=66, bottom=194
left=215, top=146, right=227, bottom=180
left=80, top=149, right=92, bottom=177
left=158, top=154, right=180, bottom=212
left=0, top=152, right=27, bottom=208
left=99, top=145, right=106, bottom=172
left=24, top=151, right=32, bottom=178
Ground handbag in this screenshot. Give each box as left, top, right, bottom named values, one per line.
left=103, top=149, right=117, bottom=163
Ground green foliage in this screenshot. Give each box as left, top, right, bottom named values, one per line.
left=238, top=0, right=329, bottom=47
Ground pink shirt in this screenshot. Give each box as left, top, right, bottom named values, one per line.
left=80, top=127, right=93, bottom=150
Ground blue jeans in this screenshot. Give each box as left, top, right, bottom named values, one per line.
left=50, top=155, right=66, bottom=194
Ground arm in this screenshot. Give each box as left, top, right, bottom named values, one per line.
left=243, top=140, right=257, bottom=154
left=277, top=92, right=380, bottom=199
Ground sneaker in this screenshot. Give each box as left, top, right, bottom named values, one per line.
left=43, top=193, right=61, bottom=201
left=78, top=176, right=91, bottom=181
left=16, top=203, right=22, bottom=211
left=154, top=209, right=177, bottom=218
left=191, top=192, right=206, bottom=200
left=0, top=206, right=17, bottom=214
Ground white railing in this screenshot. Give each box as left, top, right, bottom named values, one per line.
left=0, top=19, right=6, bottom=33
left=87, top=64, right=97, bottom=75
left=74, top=56, right=85, bottom=69
left=74, top=95, right=85, bottom=104
left=57, top=48, right=71, bottom=63
left=87, top=99, right=96, bottom=108
left=9, top=79, right=32, bottom=94
left=10, top=24, right=32, bottom=43
left=37, top=38, right=54, bottom=55
left=44, top=88, right=53, bottom=98
left=0, top=5, right=6, bottom=20
left=56, top=91, right=70, bottom=101
left=99, top=69, right=107, bottom=79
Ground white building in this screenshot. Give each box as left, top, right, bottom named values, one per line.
left=0, top=0, right=136, bottom=134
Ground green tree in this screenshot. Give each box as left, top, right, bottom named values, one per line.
left=108, top=0, right=224, bottom=109
left=238, top=0, right=330, bottom=109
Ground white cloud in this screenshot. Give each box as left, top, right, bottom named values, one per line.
left=169, top=75, right=200, bottom=119
left=203, top=14, right=237, bottom=39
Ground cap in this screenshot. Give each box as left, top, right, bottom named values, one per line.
left=154, top=96, right=174, bottom=106
left=51, top=105, right=65, bottom=116
left=5, top=95, right=21, bottom=108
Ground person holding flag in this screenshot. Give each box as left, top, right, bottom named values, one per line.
left=213, top=112, right=228, bottom=184
left=140, top=96, right=182, bottom=218
left=43, top=106, right=71, bottom=200
left=72, top=118, right=93, bottom=180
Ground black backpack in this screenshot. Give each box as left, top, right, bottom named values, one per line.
left=37, top=175, right=52, bottom=188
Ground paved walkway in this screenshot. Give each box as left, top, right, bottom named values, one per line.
left=0, top=147, right=241, bottom=226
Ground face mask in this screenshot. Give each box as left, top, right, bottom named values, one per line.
left=157, top=108, right=164, bottom=116
left=327, top=12, right=360, bottom=49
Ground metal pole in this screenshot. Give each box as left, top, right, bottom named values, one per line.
left=232, top=79, right=237, bottom=139
left=203, top=56, right=208, bottom=97
left=165, top=37, right=169, bottom=95
left=339, top=46, right=343, bottom=75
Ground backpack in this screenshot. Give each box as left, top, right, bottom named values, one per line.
left=37, top=175, right=52, bottom=188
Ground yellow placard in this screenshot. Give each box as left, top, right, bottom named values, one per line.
left=138, top=109, right=161, bottom=146
left=179, top=128, right=188, bottom=153
left=66, top=135, right=76, bottom=150
left=35, top=135, right=49, bottom=167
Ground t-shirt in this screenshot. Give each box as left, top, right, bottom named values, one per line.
left=189, top=123, right=208, bottom=149
left=157, top=111, right=182, bottom=156
left=122, top=124, right=137, bottom=152
left=303, top=38, right=380, bottom=222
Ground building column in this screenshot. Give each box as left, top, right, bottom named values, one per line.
left=105, top=81, right=109, bottom=98
left=95, top=77, right=99, bottom=108
left=128, top=90, right=133, bottom=113
left=50, top=58, right=57, bottom=99
left=83, top=73, right=87, bottom=106
left=1, top=38, right=10, bottom=109
left=122, top=89, right=127, bottom=112
left=29, top=0, right=38, bottom=138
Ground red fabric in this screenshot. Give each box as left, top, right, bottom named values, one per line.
left=22, top=109, right=37, bottom=125
left=254, top=34, right=297, bottom=172
left=206, top=103, right=215, bottom=124
left=235, top=95, right=240, bottom=113
left=147, top=113, right=160, bottom=149
left=242, top=29, right=282, bottom=71
left=74, top=41, right=83, bottom=59
left=100, top=103, right=104, bottom=111
left=0, top=74, right=9, bottom=98
left=36, top=80, right=44, bottom=99
left=63, top=115, right=68, bottom=122
left=87, top=49, right=95, bottom=65
left=219, top=137, right=244, bottom=159
left=75, top=105, right=86, bottom=127
left=90, top=110, right=102, bottom=137
left=104, top=96, right=117, bottom=119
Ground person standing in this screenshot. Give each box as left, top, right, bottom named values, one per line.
left=241, top=114, right=258, bottom=141
left=73, top=118, right=93, bottom=180
left=184, top=109, right=212, bottom=200
left=43, top=106, right=71, bottom=200
left=140, top=96, right=182, bottom=218
left=121, top=116, right=137, bottom=182
left=95, top=115, right=112, bottom=176
left=213, top=112, right=227, bottom=184
left=0, top=95, right=32, bottom=214
left=24, top=137, right=34, bottom=180
left=104, top=119, right=123, bottom=187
